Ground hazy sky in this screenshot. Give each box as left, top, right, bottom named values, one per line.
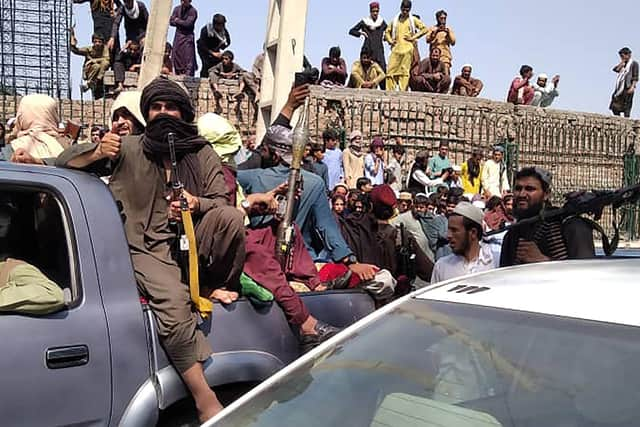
left=72, top=0, right=640, bottom=117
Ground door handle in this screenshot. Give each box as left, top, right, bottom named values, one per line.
left=46, top=345, right=89, bottom=369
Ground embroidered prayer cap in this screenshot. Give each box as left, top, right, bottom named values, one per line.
left=538, top=73, right=548, bottom=80
left=140, top=76, right=195, bottom=123
left=452, top=202, right=484, bottom=227
left=370, top=184, right=397, bottom=209
left=369, top=1, right=380, bottom=9
left=370, top=136, right=384, bottom=149
left=398, top=192, right=413, bottom=201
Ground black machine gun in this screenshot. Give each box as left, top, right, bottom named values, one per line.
left=167, top=132, right=212, bottom=318
left=488, top=182, right=640, bottom=256
left=275, top=98, right=309, bottom=270
left=397, top=223, right=417, bottom=285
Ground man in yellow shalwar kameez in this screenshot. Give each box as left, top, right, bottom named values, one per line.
left=384, top=0, right=428, bottom=91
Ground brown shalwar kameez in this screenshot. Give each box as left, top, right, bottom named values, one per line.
left=57, top=136, right=245, bottom=373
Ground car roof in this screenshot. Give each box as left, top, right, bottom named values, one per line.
left=415, top=259, right=640, bottom=326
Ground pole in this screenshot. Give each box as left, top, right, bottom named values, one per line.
left=137, top=0, right=172, bottom=89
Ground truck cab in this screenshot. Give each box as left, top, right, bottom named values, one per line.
left=0, top=162, right=375, bottom=426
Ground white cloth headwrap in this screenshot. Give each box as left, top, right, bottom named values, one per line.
left=124, top=0, right=140, bottom=20
left=362, top=15, right=384, bottom=30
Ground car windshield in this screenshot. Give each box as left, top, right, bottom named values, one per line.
left=214, top=299, right=640, bottom=427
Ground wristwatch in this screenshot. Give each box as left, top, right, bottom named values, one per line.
left=344, top=255, right=358, bottom=266
left=240, top=199, right=251, bottom=214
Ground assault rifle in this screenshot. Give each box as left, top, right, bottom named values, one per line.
left=275, top=98, right=309, bottom=270
left=487, top=182, right=640, bottom=256
left=397, top=223, right=417, bottom=286
left=168, top=132, right=212, bottom=318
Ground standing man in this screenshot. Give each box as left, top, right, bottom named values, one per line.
left=610, top=47, right=639, bottom=118
left=349, top=2, right=388, bottom=88
left=311, top=143, right=330, bottom=191
left=393, top=194, right=435, bottom=263
left=197, top=14, right=231, bottom=78
left=431, top=202, right=498, bottom=283
left=460, top=148, right=483, bottom=196
left=72, top=0, right=114, bottom=43
left=323, top=128, right=344, bottom=190
left=500, top=167, right=595, bottom=266
left=56, top=77, right=247, bottom=422
left=451, top=64, right=483, bottom=97
left=110, top=0, right=149, bottom=50
left=343, top=130, right=365, bottom=188
left=507, top=65, right=535, bottom=105
left=384, top=0, right=428, bottom=91
left=481, top=146, right=510, bottom=199
left=532, top=74, right=560, bottom=107
left=428, top=141, right=452, bottom=181
left=409, top=47, right=451, bottom=93
left=386, top=145, right=406, bottom=194
left=364, top=137, right=385, bottom=185
left=426, top=10, right=456, bottom=75
left=170, top=0, right=198, bottom=76
left=348, top=48, right=386, bottom=89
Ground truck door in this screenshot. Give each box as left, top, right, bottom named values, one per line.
left=0, top=174, right=112, bottom=426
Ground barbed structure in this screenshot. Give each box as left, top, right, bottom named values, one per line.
left=0, top=0, right=71, bottom=103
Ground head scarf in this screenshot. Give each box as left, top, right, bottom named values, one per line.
left=140, top=77, right=208, bottom=195
left=10, top=94, right=67, bottom=159
left=197, top=112, right=242, bottom=164
left=263, top=124, right=294, bottom=165
left=349, top=130, right=363, bottom=153
left=140, top=76, right=196, bottom=123
left=111, top=90, right=145, bottom=131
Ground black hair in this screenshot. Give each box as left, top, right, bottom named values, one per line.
left=414, top=195, right=428, bottom=206
left=448, top=187, right=464, bottom=198
left=322, top=128, right=338, bottom=141
left=356, top=177, right=372, bottom=190
left=373, top=203, right=395, bottom=221
left=435, top=9, right=447, bottom=18
left=438, top=140, right=449, bottom=148
left=519, top=65, right=533, bottom=77
left=331, top=194, right=346, bottom=205
left=515, top=167, right=551, bottom=193
left=392, top=145, right=406, bottom=155
left=329, top=46, right=341, bottom=59
left=485, top=195, right=503, bottom=211
left=619, top=47, right=632, bottom=55
left=400, top=0, right=412, bottom=9
left=213, top=13, right=227, bottom=25
left=360, top=47, right=372, bottom=58
left=446, top=194, right=460, bottom=206
left=414, top=150, right=429, bottom=169
left=222, top=50, right=234, bottom=60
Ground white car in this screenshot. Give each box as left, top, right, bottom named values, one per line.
left=205, top=259, right=640, bottom=427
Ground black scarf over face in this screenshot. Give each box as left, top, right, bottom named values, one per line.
left=142, top=115, right=208, bottom=196
left=466, top=157, right=480, bottom=185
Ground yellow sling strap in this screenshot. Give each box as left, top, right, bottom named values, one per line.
left=181, top=210, right=213, bottom=319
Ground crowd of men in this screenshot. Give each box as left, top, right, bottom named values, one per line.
left=68, top=0, right=640, bottom=117
left=0, top=0, right=628, bottom=423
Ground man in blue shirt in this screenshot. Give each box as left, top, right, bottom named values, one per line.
left=428, top=140, right=452, bottom=181
left=237, top=84, right=378, bottom=282
left=322, top=128, right=344, bottom=189
left=364, top=136, right=385, bottom=185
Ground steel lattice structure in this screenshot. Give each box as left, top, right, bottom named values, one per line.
left=0, top=0, right=71, bottom=98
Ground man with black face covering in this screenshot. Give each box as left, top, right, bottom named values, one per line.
left=56, top=76, right=245, bottom=422
left=500, top=167, right=595, bottom=267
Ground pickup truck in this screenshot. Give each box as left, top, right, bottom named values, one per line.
left=0, top=162, right=375, bottom=426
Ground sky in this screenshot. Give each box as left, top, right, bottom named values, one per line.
left=71, top=0, right=640, bottom=117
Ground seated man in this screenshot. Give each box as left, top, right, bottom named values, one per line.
left=70, top=29, right=110, bottom=99
left=348, top=48, right=386, bottom=89
left=319, top=46, right=348, bottom=86
left=531, top=73, right=560, bottom=108
left=113, top=38, right=143, bottom=94
left=451, top=64, right=483, bottom=97
left=0, top=204, right=64, bottom=315
left=56, top=76, right=245, bottom=421
left=237, top=84, right=379, bottom=277
left=208, top=50, right=246, bottom=112
left=507, top=65, right=535, bottom=105
left=409, top=47, right=451, bottom=94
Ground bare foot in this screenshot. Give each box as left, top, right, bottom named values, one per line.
left=210, top=288, right=239, bottom=304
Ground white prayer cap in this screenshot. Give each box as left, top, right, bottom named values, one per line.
left=472, top=200, right=486, bottom=210
left=538, top=73, right=548, bottom=80
left=461, top=64, right=473, bottom=70
left=452, top=202, right=484, bottom=227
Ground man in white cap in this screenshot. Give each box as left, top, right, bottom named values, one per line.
left=531, top=73, right=560, bottom=107
left=430, top=201, right=498, bottom=283
left=451, top=64, right=483, bottom=97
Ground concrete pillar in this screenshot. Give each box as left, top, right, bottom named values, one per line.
left=137, top=0, right=173, bottom=89
left=256, top=0, right=309, bottom=142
